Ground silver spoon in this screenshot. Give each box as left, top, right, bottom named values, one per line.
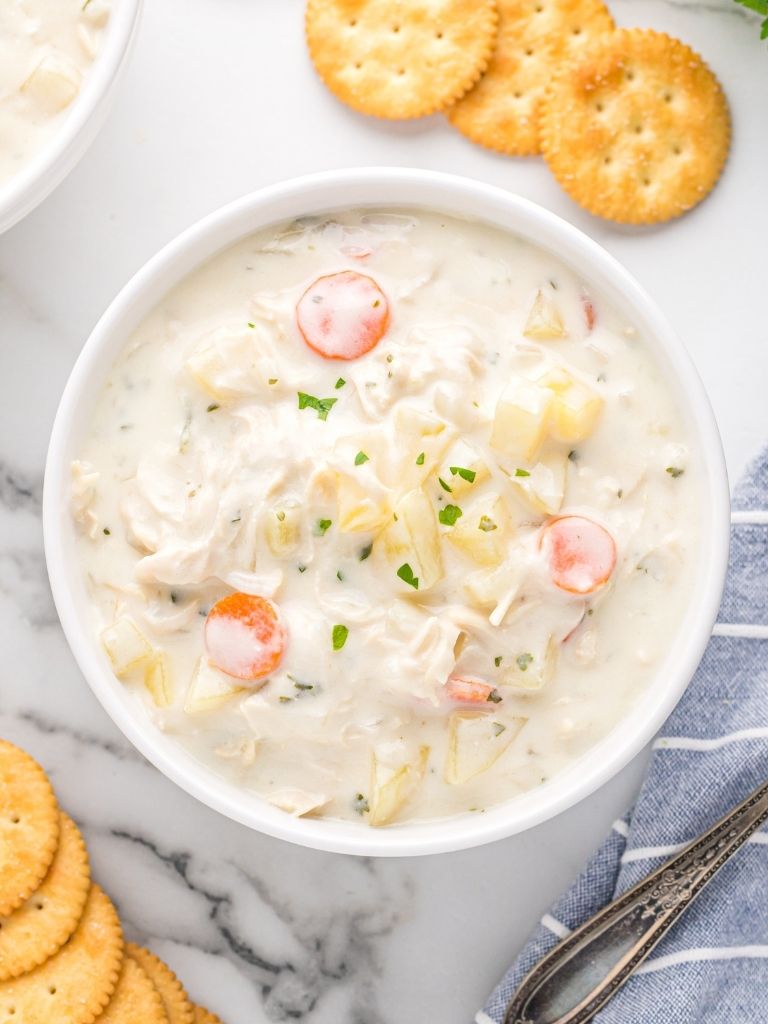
left=504, top=777, right=768, bottom=1024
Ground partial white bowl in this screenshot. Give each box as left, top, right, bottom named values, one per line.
left=0, top=0, right=142, bottom=235
left=43, top=168, right=730, bottom=857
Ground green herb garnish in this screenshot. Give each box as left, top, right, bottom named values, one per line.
left=516, top=652, right=534, bottom=672
left=359, top=543, right=373, bottom=561
left=332, top=624, right=349, bottom=650
left=247, top=321, right=256, bottom=329
left=438, top=504, right=463, bottom=526
left=478, top=515, right=497, bottom=532
left=415, top=452, right=425, bottom=466
left=276, top=510, right=286, bottom=522
left=568, top=450, right=578, bottom=462
left=733, top=0, right=768, bottom=40
left=353, top=793, right=370, bottom=815
left=494, top=655, right=503, bottom=667
left=207, top=403, right=220, bottom=413
left=298, top=564, right=307, bottom=573
left=354, top=451, right=369, bottom=466
left=397, top=563, right=419, bottom=590
left=336, top=570, right=344, bottom=581
left=514, top=468, right=530, bottom=478
left=666, top=466, right=685, bottom=478
left=486, top=689, right=502, bottom=704
left=268, top=378, right=278, bottom=385
left=335, top=377, right=346, bottom=389
left=450, top=466, right=476, bottom=483
left=438, top=477, right=453, bottom=493
left=297, top=392, right=337, bottom=421
left=315, top=518, right=332, bottom=536
left=492, top=722, right=507, bottom=737
left=278, top=696, right=293, bottom=703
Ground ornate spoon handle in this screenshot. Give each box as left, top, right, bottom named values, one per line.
left=505, top=777, right=768, bottom=1024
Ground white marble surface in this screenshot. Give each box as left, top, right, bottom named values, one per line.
left=0, top=2, right=766, bottom=1021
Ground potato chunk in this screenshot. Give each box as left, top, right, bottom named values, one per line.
left=21, top=54, right=81, bottom=113
left=523, top=290, right=566, bottom=340
left=143, top=653, right=173, bottom=708
left=446, top=494, right=513, bottom=567
left=500, top=637, right=559, bottom=692
left=538, top=368, right=603, bottom=444
left=490, top=378, right=553, bottom=462
left=184, top=658, right=246, bottom=714
left=335, top=473, right=391, bottom=534
left=101, top=617, right=152, bottom=677
left=369, top=746, right=429, bottom=826
left=382, top=487, right=444, bottom=590
left=264, top=502, right=302, bottom=557
left=510, top=448, right=568, bottom=516
left=445, top=713, right=526, bottom=785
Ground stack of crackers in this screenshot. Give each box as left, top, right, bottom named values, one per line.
left=305, top=0, right=730, bottom=225
left=0, top=739, right=222, bottom=1024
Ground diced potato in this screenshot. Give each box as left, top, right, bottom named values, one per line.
left=393, top=405, right=454, bottom=490
left=185, top=325, right=277, bottom=399
left=523, top=290, right=567, bottom=340
left=184, top=658, right=246, bottom=714
left=101, top=618, right=152, bottom=678
left=369, top=746, right=429, bottom=826
left=143, top=653, right=173, bottom=708
left=335, top=473, right=391, bottom=534
left=463, top=561, right=524, bottom=612
left=510, top=448, right=568, bottom=516
left=490, top=378, right=553, bottom=462
left=264, top=502, right=302, bottom=557
left=445, top=713, right=526, bottom=785
left=382, top=487, right=444, bottom=590
left=446, top=494, right=513, bottom=567
left=268, top=789, right=330, bottom=817
left=538, top=368, right=603, bottom=444
left=500, top=636, right=559, bottom=692
left=437, top=439, right=490, bottom=498
left=21, top=54, right=81, bottom=113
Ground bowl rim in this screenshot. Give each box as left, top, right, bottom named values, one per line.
left=43, top=167, right=731, bottom=857
left=0, top=0, right=143, bottom=234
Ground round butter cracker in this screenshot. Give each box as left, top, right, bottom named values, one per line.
left=193, top=1007, right=224, bottom=1024
left=306, top=0, right=499, bottom=119
left=96, top=957, right=169, bottom=1024
left=0, top=739, right=60, bottom=917
left=127, top=944, right=194, bottom=1024
left=448, top=0, right=614, bottom=155
left=539, top=29, right=730, bottom=223
left=0, top=884, right=124, bottom=1024
left=0, top=812, right=91, bottom=981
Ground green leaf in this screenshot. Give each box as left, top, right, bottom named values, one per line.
left=354, top=451, right=369, bottom=466
left=486, top=688, right=502, bottom=704
left=206, top=403, right=220, bottom=412
left=315, top=518, right=332, bottom=536
left=478, top=515, right=497, bottom=532
left=666, top=466, right=685, bottom=479
left=494, top=655, right=503, bottom=667
left=733, top=0, right=768, bottom=14
left=353, top=793, right=370, bottom=815
left=450, top=466, right=476, bottom=483
left=438, top=477, right=453, bottom=493
left=514, top=468, right=530, bottom=478
left=415, top=452, right=425, bottom=466
left=438, top=504, right=463, bottom=526
left=516, top=652, right=534, bottom=672
left=297, top=392, right=337, bottom=421
left=359, top=543, right=373, bottom=561
left=335, top=377, right=346, bottom=389
left=396, top=563, right=419, bottom=589
left=332, top=624, right=349, bottom=651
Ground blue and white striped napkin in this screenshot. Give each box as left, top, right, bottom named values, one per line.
left=479, top=445, right=768, bottom=1024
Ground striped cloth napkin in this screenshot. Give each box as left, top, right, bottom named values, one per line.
left=478, top=445, right=768, bottom=1024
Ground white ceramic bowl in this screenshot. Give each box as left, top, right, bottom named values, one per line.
left=44, top=168, right=730, bottom=857
left=0, top=0, right=142, bottom=235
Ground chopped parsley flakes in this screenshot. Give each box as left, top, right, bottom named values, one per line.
left=397, top=563, right=419, bottom=590
left=438, top=477, right=453, bottom=493
left=207, top=403, right=220, bottom=412
left=359, top=543, right=373, bottom=561
left=335, top=377, right=346, bottom=389
left=492, top=722, right=507, bottom=737
left=666, top=466, right=685, bottom=478
left=354, top=451, right=369, bottom=466
left=516, top=652, right=534, bottom=672
left=486, top=688, right=502, bottom=704
left=478, top=515, right=497, bottom=532
left=450, top=466, right=476, bottom=483
left=353, top=793, right=370, bottom=815
left=494, top=655, right=503, bottom=667
left=514, top=468, right=530, bottom=478
left=332, top=624, right=349, bottom=651
left=297, top=392, right=337, bottom=421
left=438, top=504, right=463, bottom=526
left=315, top=518, right=332, bottom=536
left=415, top=452, right=425, bottom=466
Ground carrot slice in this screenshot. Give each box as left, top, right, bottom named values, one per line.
left=540, top=515, right=616, bottom=595
left=296, top=270, right=389, bottom=360
left=445, top=675, right=496, bottom=704
left=204, top=593, right=286, bottom=681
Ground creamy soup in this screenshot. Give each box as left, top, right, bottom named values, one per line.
left=72, top=209, right=698, bottom=826
left=0, top=0, right=111, bottom=188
